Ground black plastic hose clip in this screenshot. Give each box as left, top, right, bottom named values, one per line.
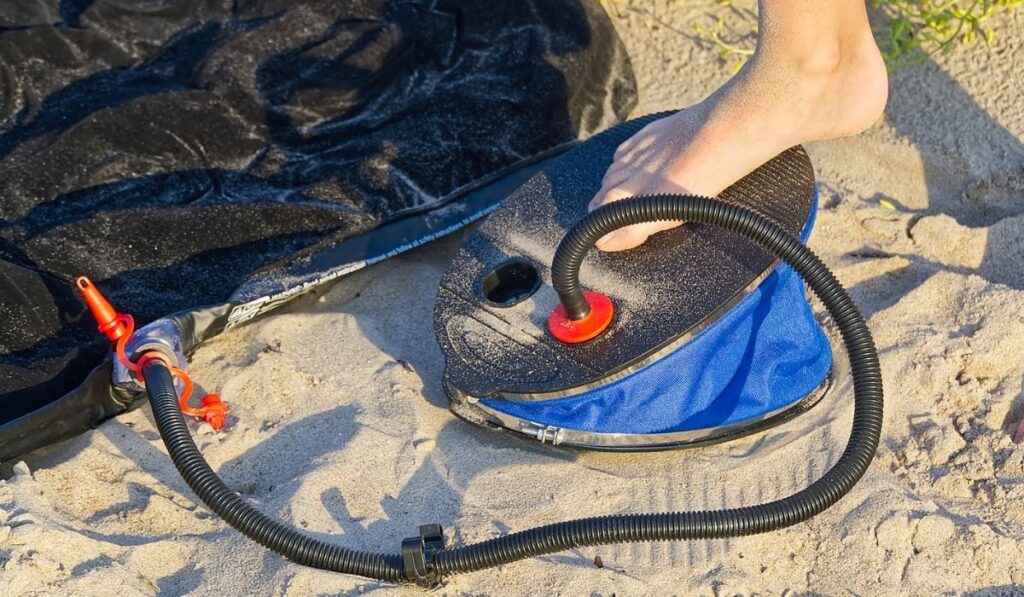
left=401, top=524, right=445, bottom=587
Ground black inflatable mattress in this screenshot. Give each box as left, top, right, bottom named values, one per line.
left=0, top=0, right=637, bottom=461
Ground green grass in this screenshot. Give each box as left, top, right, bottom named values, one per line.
left=872, top=0, right=1021, bottom=67
left=605, top=0, right=1021, bottom=71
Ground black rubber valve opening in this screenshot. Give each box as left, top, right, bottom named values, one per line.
left=480, top=259, right=541, bottom=307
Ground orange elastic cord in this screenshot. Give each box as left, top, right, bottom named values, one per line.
left=115, top=314, right=141, bottom=376
left=138, top=353, right=229, bottom=430
left=170, top=366, right=197, bottom=416
left=172, top=365, right=229, bottom=431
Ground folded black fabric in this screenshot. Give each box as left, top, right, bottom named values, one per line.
left=0, top=0, right=636, bottom=460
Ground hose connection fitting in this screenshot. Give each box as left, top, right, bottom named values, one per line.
left=547, top=290, right=614, bottom=344
left=401, top=524, right=445, bottom=588
left=75, top=275, right=229, bottom=431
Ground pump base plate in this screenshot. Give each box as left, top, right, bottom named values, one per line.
left=446, top=371, right=832, bottom=451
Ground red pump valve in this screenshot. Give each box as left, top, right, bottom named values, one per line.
left=200, top=394, right=229, bottom=430
left=75, top=275, right=229, bottom=431
left=76, top=276, right=130, bottom=342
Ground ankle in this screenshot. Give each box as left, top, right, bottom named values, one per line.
left=739, top=29, right=887, bottom=140
left=756, top=0, right=876, bottom=76
left=787, top=37, right=845, bottom=79
left=757, top=29, right=877, bottom=80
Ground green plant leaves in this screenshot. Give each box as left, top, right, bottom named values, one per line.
left=688, top=0, right=1020, bottom=71
left=871, top=0, right=1019, bottom=68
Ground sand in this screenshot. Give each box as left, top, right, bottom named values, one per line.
left=3, top=1, right=1024, bottom=595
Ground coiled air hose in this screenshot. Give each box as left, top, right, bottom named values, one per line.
left=142, top=194, right=883, bottom=587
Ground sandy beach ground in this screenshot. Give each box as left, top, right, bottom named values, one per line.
left=3, top=1, right=1024, bottom=595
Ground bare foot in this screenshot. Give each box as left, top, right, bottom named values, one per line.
left=590, top=29, right=888, bottom=251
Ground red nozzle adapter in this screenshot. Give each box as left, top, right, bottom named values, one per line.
left=201, top=394, right=229, bottom=430
left=548, top=291, right=614, bottom=344
left=75, top=276, right=129, bottom=342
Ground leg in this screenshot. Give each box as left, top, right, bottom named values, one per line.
left=591, top=0, right=888, bottom=251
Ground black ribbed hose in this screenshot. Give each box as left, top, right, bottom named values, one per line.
left=142, top=359, right=407, bottom=582
left=144, top=194, right=882, bottom=586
